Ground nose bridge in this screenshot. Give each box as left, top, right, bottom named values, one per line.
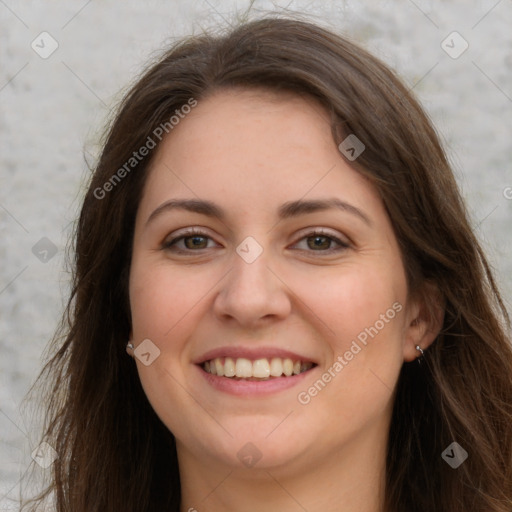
left=213, top=236, right=291, bottom=324
left=231, top=245, right=271, bottom=290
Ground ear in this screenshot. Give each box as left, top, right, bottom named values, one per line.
left=126, top=330, right=134, bottom=356
left=403, top=281, right=445, bottom=362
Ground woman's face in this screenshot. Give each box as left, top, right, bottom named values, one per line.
left=129, top=89, right=422, bottom=473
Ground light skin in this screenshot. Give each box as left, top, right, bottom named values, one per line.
left=127, top=89, right=442, bottom=512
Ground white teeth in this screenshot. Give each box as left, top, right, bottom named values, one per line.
left=214, top=358, right=224, bottom=377
left=269, top=357, right=283, bottom=377
left=252, top=358, right=270, bottom=378
left=235, top=358, right=253, bottom=378
left=224, top=357, right=235, bottom=377
left=283, top=358, right=293, bottom=376
left=202, top=356, right=314, bottom=379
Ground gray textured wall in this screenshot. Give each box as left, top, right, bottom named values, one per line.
left=1, top=0, right=511, bottom=506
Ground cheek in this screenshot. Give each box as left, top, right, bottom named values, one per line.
left=129, top=259, right=213, bottom=340
left=293, top=264, right=407, bottom=432
left=128, top=260, right=207, bottom=434
left=295, top=263, right=406, bottom=350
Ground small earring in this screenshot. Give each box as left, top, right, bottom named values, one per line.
left=126, top=342, right=134, bottom=351
left=415, top=345, right=424, bottom=356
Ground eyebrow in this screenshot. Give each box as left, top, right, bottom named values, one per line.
left=146, top=197, right=372, bottom=227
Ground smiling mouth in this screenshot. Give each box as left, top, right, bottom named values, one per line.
left=201, top=357, right=316, bottom=380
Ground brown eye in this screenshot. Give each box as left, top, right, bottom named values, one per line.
left=307, top=235, right=332, bottom=250
left=293, top=230, right=350, bottom=254
left=162, top=229, right=218, bottom=252
left=183, top=235, right=209, bottom=250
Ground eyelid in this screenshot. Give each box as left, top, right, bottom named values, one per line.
left=293, top=226, right=349, bottom=243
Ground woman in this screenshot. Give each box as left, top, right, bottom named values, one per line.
left=24, top=16, right=512, bottom=512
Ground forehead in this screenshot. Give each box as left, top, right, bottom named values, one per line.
left=138, top=88, right=382, bottom=223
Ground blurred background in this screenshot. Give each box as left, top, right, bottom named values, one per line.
left=1, top=0, right=511, bottom=507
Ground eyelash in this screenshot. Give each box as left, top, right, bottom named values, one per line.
left=162, top=228, right=350, bottom=255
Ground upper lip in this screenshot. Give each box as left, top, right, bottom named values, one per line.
left=194, top=346, right=318, bottom=365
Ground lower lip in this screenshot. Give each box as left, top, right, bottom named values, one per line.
left=196, top=365, right=315, bottom=397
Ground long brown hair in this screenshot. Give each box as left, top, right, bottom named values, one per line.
left=23, top=16, right=512, bottom=512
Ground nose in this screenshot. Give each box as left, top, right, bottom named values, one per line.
left=212, top=244, right=292, bottom=329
